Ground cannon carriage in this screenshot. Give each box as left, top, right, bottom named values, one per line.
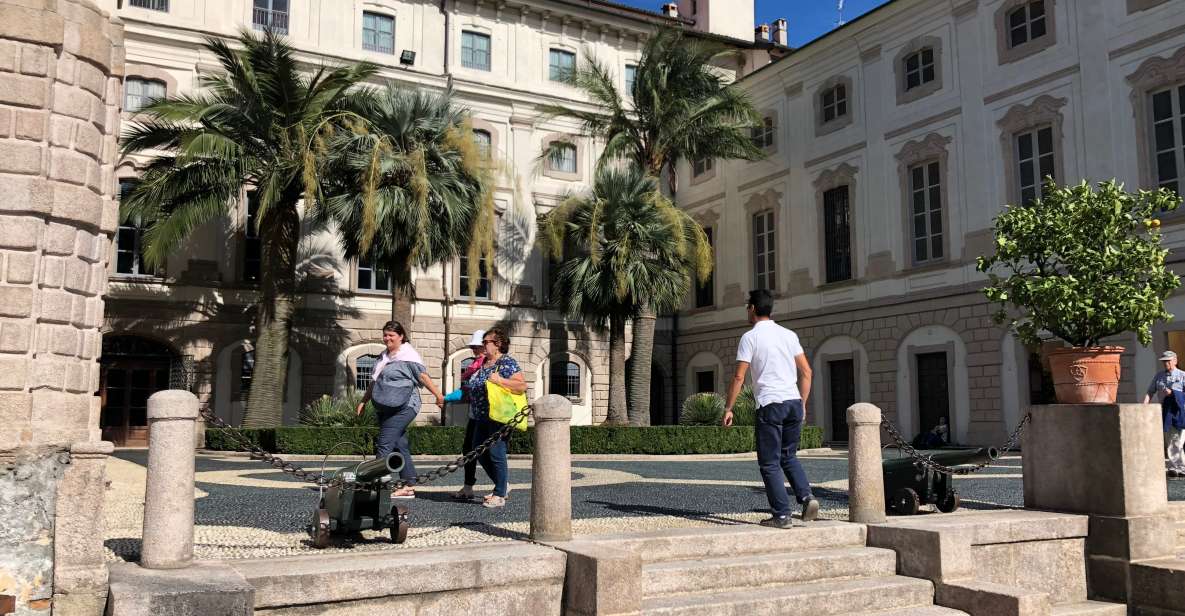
left=307, top=452, right=410, bottom=548
left=883, top=447, right=998, bottom=515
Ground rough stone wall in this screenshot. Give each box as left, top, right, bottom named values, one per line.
left=0, top=0, right=124, bottom=613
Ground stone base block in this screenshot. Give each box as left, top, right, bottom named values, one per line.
left=252, top=585, right=563, bottom=616
left=936, top=579, right=1050, bottom=616
left=543, top=540, right=641, bottom=616
left=105, top=561, right=253, bottom=616
left=1130, top=557, right=1185, bottom=612
left=51, top=590, right=107, bottom=616
left=1088, top=556, right=1133, bottom=603
left=1088, top=514, right=1175, bottom=561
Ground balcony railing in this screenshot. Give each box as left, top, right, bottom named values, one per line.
left=252, top=7, right=289, bottom=34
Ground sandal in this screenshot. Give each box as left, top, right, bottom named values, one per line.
left=482, top=495, right=506, bottom=508
left=392, top=488, right=416, bottom=499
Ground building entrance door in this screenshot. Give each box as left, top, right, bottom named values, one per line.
left=828, top=359, right=855, bottom=443
left=100, top=336, right=180, bottom=446
left=916, top=352, right=950, bottom=442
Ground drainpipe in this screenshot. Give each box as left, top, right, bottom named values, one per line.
left=442, top=260, right=452, bottom=425
left=439, top=0, right=453, bottom=89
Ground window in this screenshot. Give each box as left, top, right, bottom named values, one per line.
left=458, top=254, right=491, bottom=299
left=549, top=49, right=576, bottom=82
left=549, top=361, right=581, bottom=400
left=1151, top=85, right=1185, bottom=194
left=461, top=31, right=491, bottom=71
left=355, top=354, right=379, bottom=390
left=243, top=192, right=261, bottom=283
left=115, top=180, right=156, bottom=276
left=357, top=255, right=390, bottom=292
left=752, top=211, right=776, bottom=291
left=362, top=12, right=394, bottom=54
left=903, top=48, right=936, bottom=92
left=1007, top=1, right=1047, bottom=48
left=695, top=227, right=715, bottom=308
left=751, top=116, right=775, bottom=149
left=456, top=356, right=477, bottom=387
left=823, top=186, right=852, bottom=283
left=1015, top=125, right=1055, bottom=205
left=128, top=0, right=168, bottom=11
left=253, top=0, right=289, bottom=34
left=695, top=370, right=715, bottom=394
left=548, top=142, right=577, bottom=174
left=909, top=162, right=943, bottom=264
left=124, top=78, right=165, bottom=113
left=822, top=84, right=848, bottom=123
left=473, top=129, right=492, bottom=160
left=624, top=64, right=637, bottom=96
left=692, top=158, right=713, bottom=178
left=240, top=349, right=255, bottom=396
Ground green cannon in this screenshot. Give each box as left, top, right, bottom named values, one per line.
left=883, top=447, right=998, bottom=515
left=307, top=452, right=409, bottom=548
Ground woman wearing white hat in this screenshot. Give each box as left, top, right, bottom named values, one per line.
left=450, top=330, right=486, bottom=500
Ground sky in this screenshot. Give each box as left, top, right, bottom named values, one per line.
left=615, top=0, right=893, bottom=47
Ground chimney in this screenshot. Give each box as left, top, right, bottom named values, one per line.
left=661, top=3, right=678, bottom=18
left=772, top=18, right=788, bottom=46
left=754, top=23, right=770, bottom=42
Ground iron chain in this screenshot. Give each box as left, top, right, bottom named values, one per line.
left=879, top=412, right=1031, bottom=476
left=199, top=404, right=533, bottom=491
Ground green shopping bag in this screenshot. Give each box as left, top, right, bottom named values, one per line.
left=485, top=380, right=529, bottom=431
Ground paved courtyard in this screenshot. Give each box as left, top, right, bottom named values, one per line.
left=102, top=448, right=1185, bottom=561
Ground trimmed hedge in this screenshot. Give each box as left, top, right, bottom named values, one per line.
left=205, top=424, right=824, bottom=456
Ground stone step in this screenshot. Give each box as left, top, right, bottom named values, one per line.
left=582, top=521, right=865, bottom=563
left=1051, top=600, right=1128, bottom=615
left=641, top=575, right=934, bottom=616
left=860, top=606, right=970, bottom=616
left=643, top=546, right=897, bottom=597
left=1168, top=501, right=1185, bottom=523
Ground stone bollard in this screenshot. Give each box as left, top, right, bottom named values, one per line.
left=140, top=390, right=200, bottom=569
left=847, top=403, right=886, bottom=524
left=530, top=394, right=573, bottom=542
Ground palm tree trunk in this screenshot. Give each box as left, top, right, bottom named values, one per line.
left=243, top=205, right=300, bottom=428
left=606, top=314, right=628, bottom=425
left=627, top=307, right=656, bottom=426
left=388, top=263, right=414, bottom=326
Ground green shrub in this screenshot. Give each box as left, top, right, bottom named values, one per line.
left=206, top=424, right=825, bottom=455
left=679, top=393, right=724, bottom=426
left=298, top=391, right=374, bottom=427
left=731, top=386, right=757, bottom=426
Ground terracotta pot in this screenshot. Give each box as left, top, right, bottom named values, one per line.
left=1045, top=346, right=1124, bottom=404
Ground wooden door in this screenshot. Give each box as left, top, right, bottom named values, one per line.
left=101, top=361, right=170, bottom=446
left=828, top=359, right=856, bottom=443
left=916, top=352, right=950, bottom=441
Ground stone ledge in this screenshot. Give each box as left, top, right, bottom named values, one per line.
left=874, top=510, right=1089, bottom=545
left=542, top=540, right=641, bottom=616
left=228, top=541, right=565, bottom=608
left=106, top=561, right=254, bottom=616
left=937, top=579, right=1051, bottom=616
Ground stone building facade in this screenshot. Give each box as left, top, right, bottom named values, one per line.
left=89, top=0, right=786, bottom=443
left=676, top=0, right=1185, bottom=445
left=0, top=0, right=126, bottom=613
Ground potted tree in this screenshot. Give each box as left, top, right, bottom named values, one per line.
left=977, top=180, right=1181, bottom=403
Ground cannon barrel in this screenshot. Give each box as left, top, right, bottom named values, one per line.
left=883, top=447, right=999, bottom=471
left=353, top=452, right=405, bottom=482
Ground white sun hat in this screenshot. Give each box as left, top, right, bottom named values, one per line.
left=468, top=329, right=486, bottom=348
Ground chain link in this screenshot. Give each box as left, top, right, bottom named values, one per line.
left=199, top=404, right=532, bottom=491
left=879, top=412, right=1030, bottom=476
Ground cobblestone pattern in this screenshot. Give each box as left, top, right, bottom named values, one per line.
left=0, top=1, right=124, bottom=613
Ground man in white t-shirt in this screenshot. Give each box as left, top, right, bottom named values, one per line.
left=723, top=289, right=819, bottom=528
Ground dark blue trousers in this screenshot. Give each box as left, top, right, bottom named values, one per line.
left=755, top=399, right=813, bottom=517
left=462, top=418, right=478, bottom=486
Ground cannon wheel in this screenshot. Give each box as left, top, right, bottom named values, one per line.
left=892, top=488, right=920, bottom=515
left=937, top=490, right=961, bottom=513
left=311, top=509, right=331, bottom=549
left=390, top=505, right=409, bottom=544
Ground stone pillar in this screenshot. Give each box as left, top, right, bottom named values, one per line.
left=847, top=402, right=886, bottom=524
left=1022, top=404, right=1173, bottom=602
left=530, top=394, right=572, bottom=542
left=0, top=0, right=124, bottom=613
left=140, top=391, right=199, bottom=569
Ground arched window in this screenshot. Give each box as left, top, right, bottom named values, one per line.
left=473, top=129, right=492, bottom=159
left=458, top=356, right=476, bottom=385
left=240, top=349, right=255, bottom=395
left=355, top=354, right=379, bottom=390
left=549, top=361, right=581, bottom=400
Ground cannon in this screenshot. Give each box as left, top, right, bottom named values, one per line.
left=883, top=447, right=998, bottom=515
left=307, top=452, right=409, bottom=548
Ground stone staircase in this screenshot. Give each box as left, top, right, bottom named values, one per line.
left=579, top=522, right=967, bottom=616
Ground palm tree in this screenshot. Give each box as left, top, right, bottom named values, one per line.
left=119, top=30, right=378, bottom=427
left=316, top=85, right=494, bottom=324
left=542, top=28, right=765, bottom=424
left=544, top=165, right=711, bottom=425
